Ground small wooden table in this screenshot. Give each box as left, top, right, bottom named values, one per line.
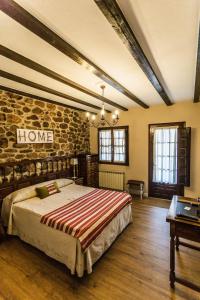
left=166, top=196, right=200, bottom=292
left=127, top=180, right=144, bottom=199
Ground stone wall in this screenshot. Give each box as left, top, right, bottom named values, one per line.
left=0, top=89, right=90, bottom=163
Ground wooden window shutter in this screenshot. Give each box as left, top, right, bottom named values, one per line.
left=177, top=127, right=191, bottom=186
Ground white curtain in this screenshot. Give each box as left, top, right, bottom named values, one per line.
left=153, top=127, right=178, bottom=184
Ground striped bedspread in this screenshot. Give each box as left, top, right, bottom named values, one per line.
left=40, top=188, right=132, bottom=251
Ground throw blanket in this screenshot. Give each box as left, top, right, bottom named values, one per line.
left=41, top=188, right=132, bottom=251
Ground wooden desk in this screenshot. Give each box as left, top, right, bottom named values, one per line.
left=166, top=196, right=200, bottom=292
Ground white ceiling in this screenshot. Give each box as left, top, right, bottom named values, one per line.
left=0, top=0, right=199, bottom=113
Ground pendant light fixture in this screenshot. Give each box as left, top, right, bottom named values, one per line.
left=86, top=85, right=119, bottom=128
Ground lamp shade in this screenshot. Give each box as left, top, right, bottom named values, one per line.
left=70, top=158, right=78, bottom=166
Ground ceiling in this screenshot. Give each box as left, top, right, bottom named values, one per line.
left=0, top=0, right=199, bottom=114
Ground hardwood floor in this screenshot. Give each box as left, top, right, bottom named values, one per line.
left=0, top=198, right=199, bottom=300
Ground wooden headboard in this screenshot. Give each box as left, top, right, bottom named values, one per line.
left=0, top=156, right=72, bottom=206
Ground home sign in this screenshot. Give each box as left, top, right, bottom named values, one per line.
left=17, top=129, right=54, bottom=144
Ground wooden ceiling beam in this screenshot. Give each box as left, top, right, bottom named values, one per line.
left=0, top=85, right=97, bottom=114
left=0, top=70, right=111, bottom=112
left=0, top=0, right=148, bottom=109
left=194, top=26, right=200, bottom=102
left=0, top=45, right=127, bottom=111
left=94, top=0, right=173, bottom=106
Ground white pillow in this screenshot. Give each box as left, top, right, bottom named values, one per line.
left=56, top=178, right=74, bottom=189
left=4, top=178, right=73, bottom=204
left=1, top=178, right=73, bottom=228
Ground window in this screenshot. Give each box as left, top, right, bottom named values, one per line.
left=98, top=126, right=129, bottom=165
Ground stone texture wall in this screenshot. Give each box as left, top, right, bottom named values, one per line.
left=0, top=89, right=90, bottom=163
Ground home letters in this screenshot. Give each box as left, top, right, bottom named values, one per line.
left=17, top=129, right=54, bottom=144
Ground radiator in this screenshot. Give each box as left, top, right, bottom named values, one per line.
left=99, top=171, right=125, bottom=191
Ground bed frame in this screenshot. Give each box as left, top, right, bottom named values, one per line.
left=0, top=156, right=72, bottom=208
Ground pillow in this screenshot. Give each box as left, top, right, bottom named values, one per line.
left=36, top=182, right=60, bottom=199
left=1, top=179, right=72, bottom=227
left=56, top=178, right=74, bottom=189
left=3, top=178, right=73, bottom=205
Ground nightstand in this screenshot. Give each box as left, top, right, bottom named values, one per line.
left=74, top=177, right=84, bottom=186
left=67, top=177, right=84, bottom=186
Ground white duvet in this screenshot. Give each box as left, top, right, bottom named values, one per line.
left=1, top=179, right=132, bottom=277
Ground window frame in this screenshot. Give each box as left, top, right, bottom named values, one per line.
left=98, top=126, right=129, bottom=166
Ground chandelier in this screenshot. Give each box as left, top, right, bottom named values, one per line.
left=86, top=85, right=119, bottom=128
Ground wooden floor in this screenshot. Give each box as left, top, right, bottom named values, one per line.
left=0, top=198, right=200, bottom=300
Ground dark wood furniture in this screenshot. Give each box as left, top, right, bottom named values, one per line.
left=127, top=180, right=144, bottom=199
left=78, top=154, right=99, bottom=188
left=67, top=177, right=84, bottom=186
left=74, top=177, right=84, bottom=186
left=166, top=195, right=200, bottom=292
left=0, top=156, right=72, bottom=211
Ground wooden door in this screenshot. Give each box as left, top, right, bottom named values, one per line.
left=148, top=123, right=191, bottom=200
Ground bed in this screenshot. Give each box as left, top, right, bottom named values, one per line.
left=1, top=178, right=132, bottom=277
